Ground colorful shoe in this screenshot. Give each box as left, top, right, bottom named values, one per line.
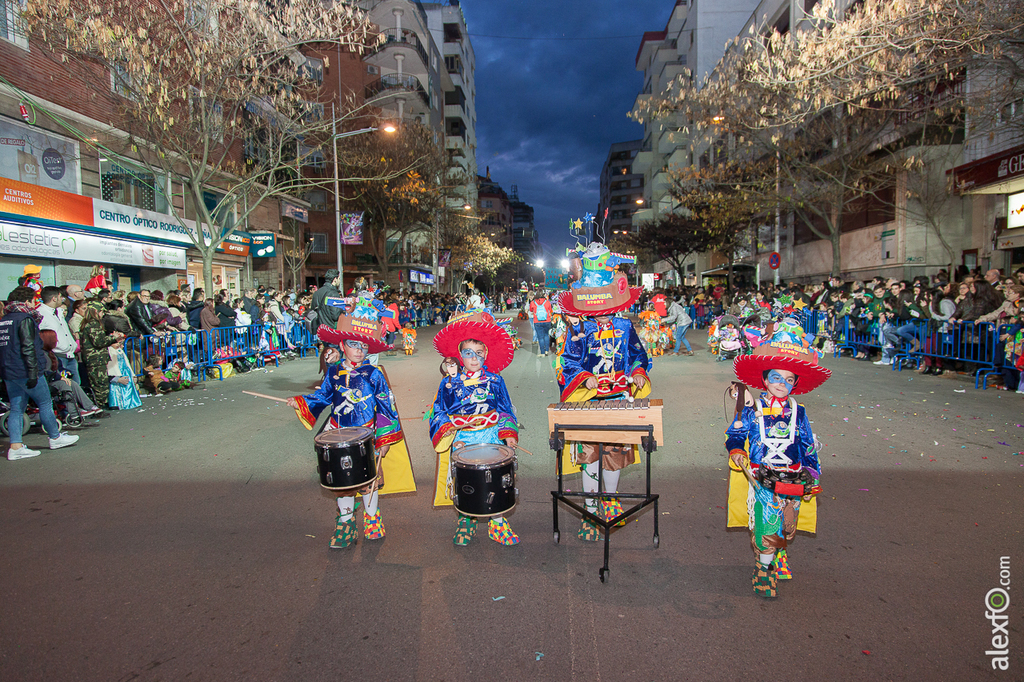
left=363, top=510, right=385, bottom=540
left=774, top=548, right=792, bottom=580
left=487, top=516, right=520, bottom=545
left=453, top=515, right=477, bottom=546
left=577, top=518, right=601, bottom=542
left=752, top=561, right=777, bottom=598
left=330, top=514, right=357, bottom=549
left=601, top=499, right=627, bottom=527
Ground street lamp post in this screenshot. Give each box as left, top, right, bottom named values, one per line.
left=331, top=104, right=396, bottom=289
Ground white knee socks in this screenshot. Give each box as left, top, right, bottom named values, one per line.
left=581, top=463, right=621, bottom=511
left=337, top=496, right=355, bottom=522
left=363, top=489, right=379, bottom=517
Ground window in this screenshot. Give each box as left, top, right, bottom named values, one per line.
left=306, top=190, right=328, bottom=212
left=1, top=0, right=27, bottom=48
left=310, top=233, right=328, bottom=254
left=190, top=87, right=224, bottom=142
left=301, top=58, right=324, bottom=85
left=483, top=200, right=493, bottom=208
left=443, top=23, right=461, bottom=43
left=203, top=189, right=235, bottom=232
left=100, top=159, right=170, bottom=213
left=110, top=62, right=138, bottom=102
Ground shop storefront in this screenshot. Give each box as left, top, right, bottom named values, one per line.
left=185, top=231, right=251, bottom=297
left=950, top=144, right=1024, bottom=274
left=0, top=176, right=187, bottom=291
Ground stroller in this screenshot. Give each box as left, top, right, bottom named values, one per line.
left=716, top=315, right=744, bottom=361
left=0, top=379, right=92, bottom=437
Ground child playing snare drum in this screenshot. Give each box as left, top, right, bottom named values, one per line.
left=428, top=309, right=520, bottom=545
left=287, top=302, right=406, bottom=549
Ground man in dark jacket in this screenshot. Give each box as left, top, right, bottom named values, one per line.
left=126, top=289, right=165, bottom=336
left=311, top=269, right=342, bottom=330
left=0, top=286, right=79, bottom=459
left=186, top=288, right=206, bottom=329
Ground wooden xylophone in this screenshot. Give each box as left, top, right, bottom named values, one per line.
left=547, top=399, right=664, bottom=446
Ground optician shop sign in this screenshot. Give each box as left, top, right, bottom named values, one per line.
left=0, top=221, right=186, bottom=269
left=0, top=175, right=241, bottom=249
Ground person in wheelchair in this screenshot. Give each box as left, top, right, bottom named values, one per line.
left=39, top=329, right=105, bottom=425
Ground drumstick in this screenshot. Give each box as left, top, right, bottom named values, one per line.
left=514, top=444, right=534, bottom=457
left=242, top=390, right=289, bottom=403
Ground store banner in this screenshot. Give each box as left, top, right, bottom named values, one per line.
left=339, top=212, right=363, bottom=245
left=0, top=118, right=81, bottom=195
left=217, top=231, right=251, bottom=256
left=0, top=220, right=186, bottom=269
left=1, top=176, right=93, bottom=226
left=281, top=202, right=308, bottom=223
left=0, top=176, right=242, bottom=250
left=250, top=231, right=276, bottom=257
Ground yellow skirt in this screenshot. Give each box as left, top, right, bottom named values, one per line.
left=726, top=458, right=817, bottom=534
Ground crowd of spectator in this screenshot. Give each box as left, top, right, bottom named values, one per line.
left=633, top=266, right=1024, bottom=390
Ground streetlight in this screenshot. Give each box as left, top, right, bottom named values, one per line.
left=536, top=258, right=545, bottom=268
left=331, top=106, right=396, bottom=288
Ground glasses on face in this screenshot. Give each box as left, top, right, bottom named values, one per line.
left=344, top=340, right=369, bottom=352
left=460, top=348, right=486, bottom=362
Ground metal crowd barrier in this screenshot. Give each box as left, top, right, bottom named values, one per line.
left=123, top=324, right=272, bottom=382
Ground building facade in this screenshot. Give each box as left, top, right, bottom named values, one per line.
left=598, top=140, right=644, bottom=238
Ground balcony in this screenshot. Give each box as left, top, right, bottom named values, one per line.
left=366, top=27, right=429, bottom=71
left=365, top=74, right=429, bottom=108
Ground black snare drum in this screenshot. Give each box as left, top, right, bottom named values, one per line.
left=315, top=427, right=376, bottom=491
left=450, top=444, right=517, bottom=517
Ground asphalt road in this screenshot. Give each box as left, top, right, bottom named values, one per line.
left=1, top=320, right=1021, bottom=681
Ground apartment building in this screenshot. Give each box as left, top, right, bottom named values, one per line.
left=509, top=185, right=538, bottom=258
left=633, top=0, right=1013, bottom=285
left=598, top=140, right=644, bottom=239
left=424, top=1, right=479, bottom=209
left=631, top=0, right=759, bottom=285
left=477, top=171, right=513, bottom=249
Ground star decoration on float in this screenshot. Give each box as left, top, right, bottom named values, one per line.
left=583, top=212, right=595, bottom=225
left=573, top=218, right=584, bottom=232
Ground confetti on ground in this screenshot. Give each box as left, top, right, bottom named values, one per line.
left=492, top=596, right=505, bottom=601
left=535, top=652, right=544, bottom=661
left=858, top=488, right=869, bottom=491
left=862, top=650, right=872, bottom=655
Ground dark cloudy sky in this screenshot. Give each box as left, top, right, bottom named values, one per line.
left=460, top=0, right=670, bottom=256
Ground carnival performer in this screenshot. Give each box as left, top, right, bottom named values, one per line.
left=286, top=300, right=411, bottom=549
left=725, top=320, right=831, bottom=598
left=637, top=303, right=663, bottom=355
left=429, top=309, right=520, bottom=546
left=556, top=242, right=649, bottom=541
left=19, top=265, right=44, bottom=301
left=400, top=323, right=417, bottom=355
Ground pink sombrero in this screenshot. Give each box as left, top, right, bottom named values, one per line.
left=733, top=321, right=831, bottom=395
left=433, top=309, right=514, bottom=372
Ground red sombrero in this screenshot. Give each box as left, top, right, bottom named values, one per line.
left=317, top=314, right=392, bottom=353
left=733, top=335, right=831, bottom=395
left=433, top=310, right=514, bottom=372
left=556, top=272, right=642, bottom=316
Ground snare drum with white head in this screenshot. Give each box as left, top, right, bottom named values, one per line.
left=450, top=443, right=517, bottom=517
left=314, top=427, right=376, bottom=491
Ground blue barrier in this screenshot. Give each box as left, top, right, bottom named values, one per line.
left=889, top=320, right=999, bottom=387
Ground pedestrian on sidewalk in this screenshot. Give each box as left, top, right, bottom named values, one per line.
left=664, top=296, right=694, bottom=355
left=530, top=292, right=553, bottom=356
left=0, top=286, right=79, bottom=459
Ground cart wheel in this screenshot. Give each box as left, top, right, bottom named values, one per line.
left=653, top=534, right=660, bottom=549
left=553, top=530, right=560, bottom=544
left=0, top=412, right=8, bottom=437
left=599, top=568, right=608, bottom=583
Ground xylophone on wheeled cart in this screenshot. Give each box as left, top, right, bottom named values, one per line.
left=547, top=398, right=664, bottom=582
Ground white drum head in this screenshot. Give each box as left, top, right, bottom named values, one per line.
left=451, top=443, right=513, bottom=466
left=314, top=426, right=374, bottom=447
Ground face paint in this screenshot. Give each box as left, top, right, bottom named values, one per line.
left=766, top=370, right=795, bottom=395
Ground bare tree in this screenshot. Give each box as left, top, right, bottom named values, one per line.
left=23, top=0, right=385, bottom=292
